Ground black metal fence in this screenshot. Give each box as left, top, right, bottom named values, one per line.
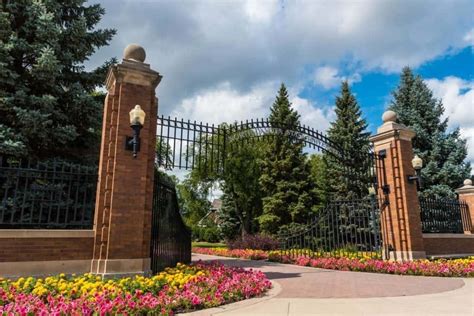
left=156, top=116, right=388, bottom=199
left=278, top=197, right=383, bottom=259
left=419, top=197, right=469, bottom=233
left=150, top=172, right=191, bottom=273
left=0, top=156, right=97, bottom=229
left=156, top=116, right=344, bottom=174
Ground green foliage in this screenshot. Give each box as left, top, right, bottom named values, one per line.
left=176, top=176, right=212, bottom=228
left=156, top=138, right=173, bottom=168
left=192, top=225, right=222, bottom=243
left=219, top=130, right=266, bottom=237
left=0, top=0, right=115, bottom=163
left=325, top=81, right=371, bottom=200
left=179, top=124, right=266, bottom=239
left=389, top=67, right=471, bottom=198
left=308, top=154, right=329, bottom=212
left=217, top=193, right=239, bottom=240
left=258, top=84, right=316, bottom=234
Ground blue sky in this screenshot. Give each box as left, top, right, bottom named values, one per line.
left=88, top=0, right=474, bottom=169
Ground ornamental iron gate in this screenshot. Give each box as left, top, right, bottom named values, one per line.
left=152, top=115, right=388, bottom=269
left=150, top=171, right=191, bottom=273
left=279, top=197, right=384, bottom=260
left=156, top=115, right=343, bottom=174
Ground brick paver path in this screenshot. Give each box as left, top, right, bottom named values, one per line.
left=192, top=253, right=465, bottom=298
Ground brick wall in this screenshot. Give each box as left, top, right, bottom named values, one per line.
left=0, top=230, right=94, bottom=263
left=423, top=234, right=474, bottom=257
left=0, top=237, right=93, bottom=262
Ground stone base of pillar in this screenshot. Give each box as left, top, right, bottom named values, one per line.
left=383, top=251, right=426, bottom=261
left=91, top=258, right=151, bottom=277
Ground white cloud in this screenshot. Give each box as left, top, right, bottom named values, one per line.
left=88, top=0, right=473, bottom=114
left=460, top=127, right=474, bottom=167
left=313, top=66, right=361, bottom=90
left=426, top=77, right=474, bottom=127
left=170, top=80, right=334, bottom=132
left=426, top=76, right=474, bottom=171
left=243, top=0, right=279, bottom=24
left=313, top=66, right=340, bottom=89
left=170, top=81, right=276, bottom=124
left=292, top=96, right=334, bottom=131
left=464, top=28, right=474, bottom=47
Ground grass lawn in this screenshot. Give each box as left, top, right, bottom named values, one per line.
left=192, top=241, right=227, bottom=248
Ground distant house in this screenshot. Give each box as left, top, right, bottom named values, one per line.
left=197, top=199, right=222, bottom=227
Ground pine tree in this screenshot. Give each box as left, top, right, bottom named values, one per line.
left=389, top=67, right=471, bottom=198
left=0, top=0, right=115, bottom=163
left=258, top=84, right=315, bottom=234
left=308, top=154, right=329, bottom=211
left=325, top=81, right=371, bottom=200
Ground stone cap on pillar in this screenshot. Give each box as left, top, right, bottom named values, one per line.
left=456, top=179, right=474, bottom=195
left=369, top=110, right=416, bottom=143
left=105, top=44, right=162, bottom=90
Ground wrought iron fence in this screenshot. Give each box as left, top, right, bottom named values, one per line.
left=0, top=156, right=97, bottom=229
left=150, top=172, right=191, bottom=273
left=278, top=197, right=383, bottom=259
left=419, top=197, right=469, bottom=233
left=156, top=116, right=388, bottom=199
left=156, top=116, right=344, bottom=174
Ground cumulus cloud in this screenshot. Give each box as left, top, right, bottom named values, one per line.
left=170, top=80, right=334, bottom=131
left=426, top=76, right=474, bottom=169
left=460, top=127, right=474, bottom=166
left=170, top=81, right=276, bottom=124
left=313, top=66, right=361, bottom=90
left=464, top=28, right=474, bottom=47
left=88, top=0, right=473, bottom=116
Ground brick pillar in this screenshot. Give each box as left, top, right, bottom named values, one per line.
left=456, top=179, right=474, bottom=234
left=369, top=111, right=425, bottom=261
left=91, top=44, right=162, bottom=276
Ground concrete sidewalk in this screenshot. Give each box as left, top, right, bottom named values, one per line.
left=181, top=254, right=474, bottom=315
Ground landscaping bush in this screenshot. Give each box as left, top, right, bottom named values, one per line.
left=192, top=226, right=222, bottom=243
left=227, top=234, right=280, bottom=251
left=0, top=262, right=271, bottom=315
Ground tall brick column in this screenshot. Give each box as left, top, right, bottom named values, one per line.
left=456, top=179, right=474, bottom=233
left=370, top=111, right=425, bottom=261
left=91, top=44, right=162, bottom=276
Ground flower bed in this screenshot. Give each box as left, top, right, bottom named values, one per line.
left=193, top=247, right=474, bottom=277
left=0, top=262, right=271, bottom=315
left=193, top=247, right=269, bottom=260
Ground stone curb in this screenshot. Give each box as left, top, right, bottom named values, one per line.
left=178, top=280, right=282, bottom=316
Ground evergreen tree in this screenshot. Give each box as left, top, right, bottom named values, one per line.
left=0, top=0, right=115, bottom=162
left=308, top=154, right=329, bottom=211
left=389, top=67, right=471, bottom=198
left=258, top=84, right=316, bottom=234
left=325, top=81, right=371, bottom=200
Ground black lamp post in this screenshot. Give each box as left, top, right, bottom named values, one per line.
left=408, top=154, right=423, bottom=189
left=125, top=105, right=146, bottom=158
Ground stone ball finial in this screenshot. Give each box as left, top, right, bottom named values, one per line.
left=382, top=110, right=397, bottom=123
left=464, top=179, right=473, bottom=187
left=123, top=44, right=146, bottom=62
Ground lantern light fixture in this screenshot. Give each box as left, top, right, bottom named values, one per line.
left=408, top=155, right=423, bottom=189
left=125, top=105, right=146, bottom=158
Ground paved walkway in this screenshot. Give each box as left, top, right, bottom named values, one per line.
left=183, top=254, right=474, bottom=315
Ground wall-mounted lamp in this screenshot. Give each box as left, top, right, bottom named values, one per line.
left=407, top=154, right=423, bottom=189
left=125, top=105, right=146, bottom=158
left=368, top=186, right=376, bottom=196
